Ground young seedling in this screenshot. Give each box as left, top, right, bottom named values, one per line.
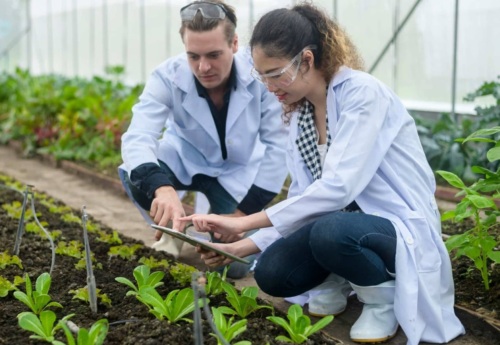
left=0, top=275, right=24, bottom=297
left=138, top=286, right=207, bottom=323
left=59, top=318, right=109, bottom=345
left=0, top=250, right=23, bottom=269
left=17, top=310, right=73, bottom=345
left=267, top=304, right=333, bottom=344
left=115, top=264, right=165, bottom=296
left=69, top=286, right=112, bottom=308
left=210, top=306, right=250, bottom=345
left=205, top=268, right=228, bottom=297
left=108, top=244, right=143, bottom=260
left=14, top=272, right=62, bottom=314
left=219, top=281, right=273, bottom=318
left=138, top=256, right=169, bottom=269
left=55, top=240, right=83, bottom=258
left=169, top=262, right=199, bottom=285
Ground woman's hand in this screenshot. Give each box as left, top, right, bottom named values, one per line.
left=196, top=238, right=261, bottom=268
left=181, top=214, right=244, bottom=237
left=196, top=243, right=234, bottom=268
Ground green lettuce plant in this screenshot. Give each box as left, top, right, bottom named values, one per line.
left=69, top=287, right=112, bottom=307
left=169, top=262, right=198, bottom=285
left=0, top=250, right=23, bottom=269
left=138, top=256, right=169, bottom=269
left=0, top=275, right=24, bottom=297
left=205, top=268, right=228, bottom=297
left=59, top=318, right=109, bottom=345
left=219, top=282, right=273, bottom=318
left=115, top=264, right=165, bottom=296
left=108, top=244, right=143, bottom=260
left=17, top=310, right=73, bottom=345
left=138, top=286, right=207, bottom=323
left=267, top=304, right=333, bottom=344
left=437, top=126, right=500, bottom=290
left=14, top=272, right=62, bottom=314
left=210, top=306, right=250, bottom=345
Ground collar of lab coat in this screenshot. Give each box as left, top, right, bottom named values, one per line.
left=172, top=48, right=256, bottom=141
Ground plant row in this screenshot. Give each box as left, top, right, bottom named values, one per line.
left=0, top=174, right=333, bottom=344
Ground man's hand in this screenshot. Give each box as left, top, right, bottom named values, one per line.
left=151, top=186, right=186, bottom=240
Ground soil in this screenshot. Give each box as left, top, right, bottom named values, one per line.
left=0, top=175, right=341, bottom=345
left=441, top=220, right=500, bottom=321
left=1, top=168, right=499, bottom=345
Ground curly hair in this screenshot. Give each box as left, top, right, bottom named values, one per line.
left=250, top=1, right=364, bottom=121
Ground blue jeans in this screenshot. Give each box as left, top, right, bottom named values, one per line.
left=121, top=161, right=256, bottom=279
left=254, top=211, right=397, bottom=297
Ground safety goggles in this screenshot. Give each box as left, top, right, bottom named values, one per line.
left=180, top=1, right=235, bottom=24
left=251, top=45, right=317, bottom=88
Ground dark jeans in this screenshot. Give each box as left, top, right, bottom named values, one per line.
left=254, top=211, right=397, bottom=297
left=120, top=161, right=256, bottom=279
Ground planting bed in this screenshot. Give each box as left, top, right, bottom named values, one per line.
left=0, top=169, right=499, bottom=345
left=0, top=174, right=341, bottom=345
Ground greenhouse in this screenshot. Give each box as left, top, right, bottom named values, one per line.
left=0, top=1, right=499, bottom=344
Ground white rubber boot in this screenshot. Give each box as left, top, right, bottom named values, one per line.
left=152, top=234, right=184, bottom=259
left=308, top=273, right=352, bottom=316
left=349, top=280, right=398, bottom=343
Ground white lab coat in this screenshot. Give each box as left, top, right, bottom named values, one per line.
left=254, top=67, right=465, bottom=345
left=121, top=48, right=288, bottom=201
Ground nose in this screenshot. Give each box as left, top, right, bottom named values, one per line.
left=199, top=58, right=210, bottom=73
left=266, top=82, right=279, bottom=93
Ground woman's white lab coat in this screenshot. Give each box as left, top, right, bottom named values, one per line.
left=121, top=48, right=288, bottom=201
left=264, top=67, right=465, bottom=345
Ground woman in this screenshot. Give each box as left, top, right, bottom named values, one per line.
left=183, top=2, right=465, bottom=344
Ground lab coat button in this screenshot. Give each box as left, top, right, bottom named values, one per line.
left=406, top=237, right=414, bottom=245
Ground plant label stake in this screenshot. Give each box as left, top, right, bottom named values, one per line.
left=13, top=184, right=32, bottom=256
left=82, top=206, right=98, bottom=313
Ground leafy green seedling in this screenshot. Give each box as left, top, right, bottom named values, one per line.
left=205, top=268, right=228, bottom=296
left=14, top=272, right=62, bottom=314
left=210, top=306, right=250, bottom=345
left=69, top=287, right=112, bottom=307
left=267, top=304, right=333, bottom=344
left=59, top=318, right=109, bottom=345
left=0, top=250, right=23, bottom=269
left=138, top=256, right=169, bottom=269
left=115, top=264, right=165, bottom=296
left=55, top=240, right=83, bottom=259
left=108, top=244, right=143, bottom=260
left=0, top=275, right=23, bottom=297
left=61, top=212, right=82, bottom=224
left=436, top=126, right=500, bottom=291
left=17, top=310, right=73, bottom=345
left=219, top=282, right=273, bottom=318
left=138, top=286, right=207, bottom=323
left=95, top=229, right=122, bottom=244
left=169, top=262, right=198, bottom=285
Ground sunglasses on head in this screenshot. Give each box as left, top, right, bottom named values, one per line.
left=180, top=1, right=235, bottom=25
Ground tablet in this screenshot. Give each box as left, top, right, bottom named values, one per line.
left=151, top=224, right=250, bottom=265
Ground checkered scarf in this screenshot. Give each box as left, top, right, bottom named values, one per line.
left=296, top=100, right=332, bottom=180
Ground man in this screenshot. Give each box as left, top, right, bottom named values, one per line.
left=119, top=0, right=288, bottom=278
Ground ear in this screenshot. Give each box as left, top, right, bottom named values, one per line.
left=303, top=49, right=315, bottom=68
left=232, top=33, right=239, bottom=54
